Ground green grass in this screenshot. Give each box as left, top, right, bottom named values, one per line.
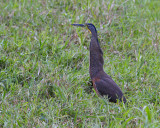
left=0, top=0, right=160, bottom=127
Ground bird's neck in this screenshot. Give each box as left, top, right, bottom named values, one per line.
left=89, top=35, right=104, bottom=79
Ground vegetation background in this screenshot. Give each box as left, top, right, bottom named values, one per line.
left=0, top=0, right=160, bottom=127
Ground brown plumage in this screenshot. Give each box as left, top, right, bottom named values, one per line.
left=72, top=23, right=126, bottom=103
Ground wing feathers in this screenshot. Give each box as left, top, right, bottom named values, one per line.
left=94, top=77, right=126, bottom=103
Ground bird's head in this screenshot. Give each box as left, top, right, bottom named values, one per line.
left=72, top=23, right=97, bottom=35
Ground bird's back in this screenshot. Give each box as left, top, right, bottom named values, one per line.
left=92, top=71, right=126, bottom=103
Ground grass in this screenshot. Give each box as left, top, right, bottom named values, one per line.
left=0, top=0, right=160, bottom=127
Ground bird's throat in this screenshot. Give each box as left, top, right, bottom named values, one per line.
left=89, top=36, right=104, bottom=79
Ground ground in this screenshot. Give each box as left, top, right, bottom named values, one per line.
left=0, top=0, right=160, bottom=127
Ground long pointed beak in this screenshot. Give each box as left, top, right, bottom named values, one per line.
left=71, top=24, right=85, bottom=27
